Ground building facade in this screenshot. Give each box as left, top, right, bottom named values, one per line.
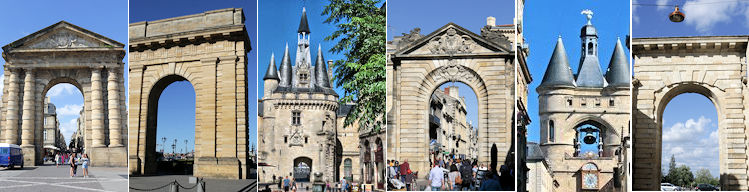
left=429, top=86, right=475, bottom=160
left=42, top=97, right=66, bottom=159
left=259, top=7, right=366, bottom=185
left=535, top=12, right=629, bottom=192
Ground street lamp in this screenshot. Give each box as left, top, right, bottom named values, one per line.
left=161, top=137, right=167, bottom=153
left=172, top=139, right=177, bottom=154
left=669, top=6, right=685, bottom=22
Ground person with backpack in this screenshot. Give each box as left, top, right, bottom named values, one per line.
left=460, top=158, right=473, bottom=190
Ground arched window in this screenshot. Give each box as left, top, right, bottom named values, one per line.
left=574, top=121, right=604, bottom=157
left=549, top=120, right=555, bottom=142
left=587, top=42, right=593, bottom=55
left=344, top=158, right=353, bottom=181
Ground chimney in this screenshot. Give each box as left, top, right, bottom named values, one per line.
left=486, top=16, right=496, bottom=26
left=444, top=87, right=449, bottom=95
left=449, top=86, right=459, bottom=98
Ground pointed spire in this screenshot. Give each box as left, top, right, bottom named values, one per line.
left=605, top=38, right=630, bottom=87
left=539, top=37, right=576, bottom=88
left=315, top=44, right=331, bottom=88
left=279, top=43, right=293, bottom=87
left=264, top=53, right=280, bottom=80
left=298, top=7, right=311, bottom=34
left=575, top=50, right=605, bottom=87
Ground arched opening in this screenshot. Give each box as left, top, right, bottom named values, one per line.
left=587, top=42, right=593, bottom=55
left=43, top=82, right=84, bottom=162
left=343, top=158, right=353, bottom=182
left=573, top=120, right=608, bottom=158
left=660, top=92, right=719, bottom=188
left=293, top=157, right=313, bottom=182
left=145, top=75, right=196, bottom=175
left=428, top=82, right=479, bottom=165
left=335, top=139, right=343, bottom=181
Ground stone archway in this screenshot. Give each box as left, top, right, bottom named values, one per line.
left=632, top=36, right=749, bottom=190
left=387, top=23, right=514, bottom=175
left=128, top=8, right=251, bottom=179
left=1, top=21, right=127, bottom=167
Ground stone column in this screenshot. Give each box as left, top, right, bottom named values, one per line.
left=91, top=67, right=106, bottom=147
left=20, top=68, right=35, bottom=147
left=107, top=67, right=123, bottom=147
left=4, top=68, right=20, bottom=144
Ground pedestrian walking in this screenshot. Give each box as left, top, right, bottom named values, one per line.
left=448, top=163, right=460, bottom=191
left=399, top=159, right=410, bottom=183
left=340, top=178, right=348, bottom=192
left=283, top=176, right=291, bottom=192
left=429, top=163, right=444, bottom=191
left=81, top=154, right=90, bottom=178
left=55, top=153, right=60, bottom=167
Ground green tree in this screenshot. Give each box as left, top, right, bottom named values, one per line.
left=669, top=154, right=676, bottom=173
left=322, top=0, right=385, bottom=132
left=666, top=165, right=694, bottom=188
left=694, top=168, right=719, bottom=186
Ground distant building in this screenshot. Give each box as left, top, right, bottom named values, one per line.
left=42, top=97, right=66, bottom=159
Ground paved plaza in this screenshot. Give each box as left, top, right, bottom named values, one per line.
left=0, top=163, right=127, bottom=192
left=129, top=175, right=256, bottom=192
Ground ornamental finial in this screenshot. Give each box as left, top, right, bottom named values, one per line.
left=581, top=9, right=593, bottom=25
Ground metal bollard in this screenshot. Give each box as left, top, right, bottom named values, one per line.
left=197, top=179, right=205, bottom=192
left=170, top=181, right=179, bottom=192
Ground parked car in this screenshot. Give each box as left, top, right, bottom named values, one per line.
left=0, top=143, right=23, bottom=169
left=695, top=183, right=719, bottom=191
left=660, top=183, right=678, bottom=191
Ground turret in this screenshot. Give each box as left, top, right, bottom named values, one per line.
left=539, top=37, right=576, bottom=88
left=315, top=44, right=331, bottom=88
left=279, top=44, right=293, bottom=87
left=264, top=53, right=279, bottom=96
left=605, top=38, right=630, bottom=87
left=575, top=9, right=605, bottom=88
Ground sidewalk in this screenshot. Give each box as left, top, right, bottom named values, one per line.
left=0, top=163, right=128, bottom=192
left=129, top=175, right=256, bottom=192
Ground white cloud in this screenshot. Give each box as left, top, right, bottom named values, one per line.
left=661, top=116, right=720, bottom=176
left=59, top=118, right=78, bottom=144
left=57, top=104, right=83, bottom=117
left=47, top=84, right=77, bottom=97
left=682, top=0, right=749, bottom=34
left=633, top=0, right=640, bottom=24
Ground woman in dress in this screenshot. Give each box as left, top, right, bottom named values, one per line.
left=81, top=154, right=90, bottom=178
left=69, top=153, right=77, bottom=177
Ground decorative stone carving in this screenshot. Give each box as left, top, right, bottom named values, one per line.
left=28, top=30, right=100, bottom=49
left=435, top=61, right=476, bottom=83
left=399, top=28, right=423, bottom=48
left=480, top=26, right=512, bottom=47
left=289, top=128, right=305, bottom=146
left=428, top=28, right=474, bottom=55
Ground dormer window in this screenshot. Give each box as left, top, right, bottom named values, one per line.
left=299, top=73, right=308, bottom=83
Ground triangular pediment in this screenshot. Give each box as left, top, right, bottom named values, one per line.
left=395, top=23, right=512, bottom=57
left=2, top=21, right=123, bottom=52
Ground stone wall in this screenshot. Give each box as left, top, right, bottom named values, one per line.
left=128, top=8, right=251, bottom=179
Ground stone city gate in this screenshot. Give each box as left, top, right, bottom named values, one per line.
left=128, top=8, right=251, bottom=179
left=387, top=23, right=514, bottom=175
left=632, top=36, right=749, bottom=190
left=1, top=21, right=127, bottom=167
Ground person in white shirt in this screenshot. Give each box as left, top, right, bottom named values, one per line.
left=428, top=164, right=444, bottom=191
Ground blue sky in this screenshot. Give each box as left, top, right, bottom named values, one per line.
left=0, top=0, right=128, bottom=145
left=131, top=0, right=258, bottom=153
left=633, top=0, right=749, bottom=37
left=524, top=0, right=630, bottom=144
left=257, top=0, right=350, bottom=98
left=632, top=0, right=747, bottom=177
left=388, top=0, right=514, bottom=134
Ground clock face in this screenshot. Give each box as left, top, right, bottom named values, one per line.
left=583, top=173, right=598, bottom=189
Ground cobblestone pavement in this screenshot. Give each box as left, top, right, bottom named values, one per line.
left=129, top=175, right=256, bottom=192
left=0, top=163, right=128, bottom=192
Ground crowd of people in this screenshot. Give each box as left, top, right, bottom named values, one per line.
left=52, top=152, right=91, bottom=178
left=387, top=154, right=513, bottom=191
left=273, top=175, right=351, bottom=192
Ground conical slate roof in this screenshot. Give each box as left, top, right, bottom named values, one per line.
left=279, top=43, right=293, bottom=87
left=315, top=44, right=331, bottom=88
left=576, top=54, right=605, bottom=87
left=298, top=7, right=311, bottom=34
left=605, top=38, right=630, bottom=87
left=264, top=53, right=279, bottom=80
left=539, top=37, right=576, bottom=88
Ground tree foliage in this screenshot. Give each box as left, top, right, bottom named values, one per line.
left=322, top=0, right=385, bottom=132
left=694, top=168, right=719, bottom=186
left=663, top=155, right=694, bottom=188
